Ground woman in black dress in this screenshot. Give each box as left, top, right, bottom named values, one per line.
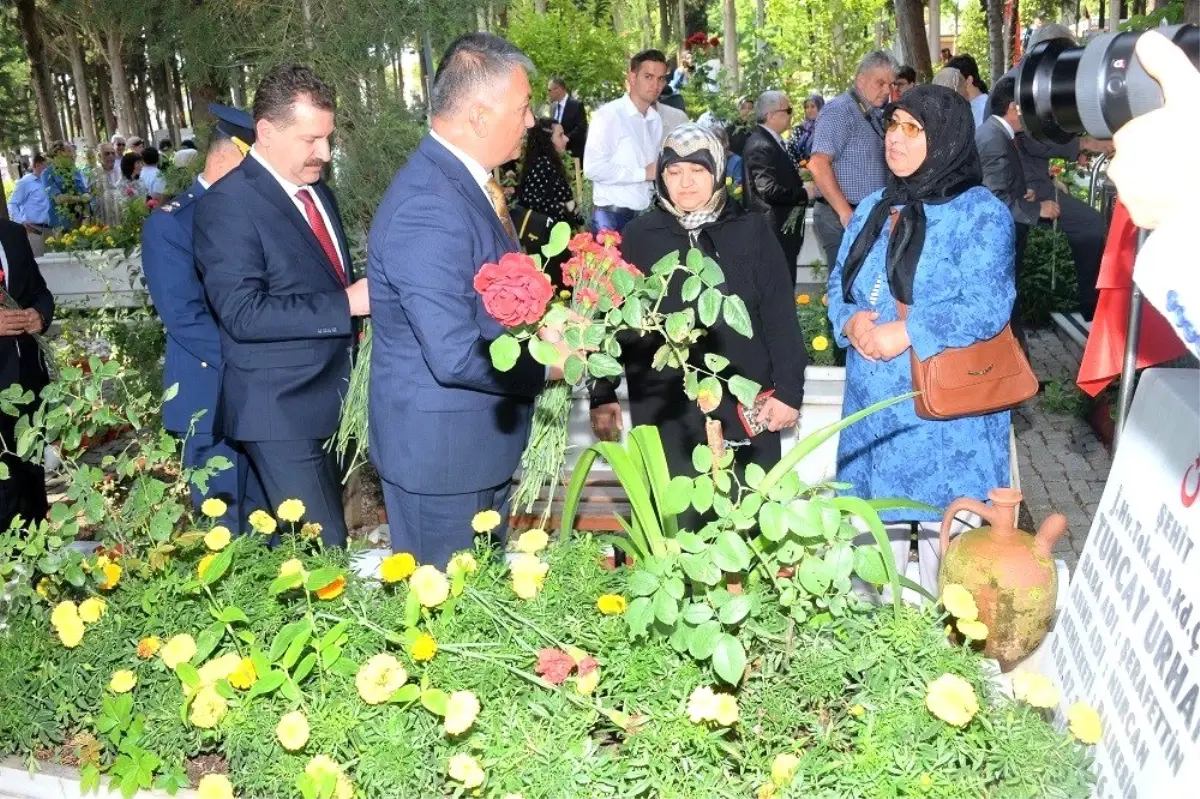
left=516, top=118, right=583, bottom=229
left=589, top=123, right=808, bottom=487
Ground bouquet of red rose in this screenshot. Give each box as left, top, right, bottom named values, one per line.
left=474, top=224, right=764, bottom=521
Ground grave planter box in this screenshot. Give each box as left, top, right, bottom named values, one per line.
left=39, top=248, right=146, bottom=309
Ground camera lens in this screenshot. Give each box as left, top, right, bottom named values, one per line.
left=1018, top=24, right=1199, bottom=143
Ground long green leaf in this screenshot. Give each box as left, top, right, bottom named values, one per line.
left=629, top=426, right=678, bottom=540
left=866, top=497, right=942, bottom=516
left=560, top=448, right=601, bottom=538
left=595, top=442, right=665, bottom=558
left=833, top=495, right=902, bottom=621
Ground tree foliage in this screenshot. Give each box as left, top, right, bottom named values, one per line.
left=0, top=5, right=38, bottom=150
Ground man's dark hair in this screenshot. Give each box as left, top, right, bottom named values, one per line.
left=120, top=152, right=142, bottom=181
left=431, top=33, right=532, bottom=118
left=946, top=54, right=988, bottom=93
left=142, top=146, right=160, bottom=166
left=181, top=139, right=197, bottom=149
left=159, top=139, right=172, bottom=150
left=253, top=63, right=336, bottom=126
left=32, top=153, right=45, bottom=166
left=549, top=76, right=568, bottom=92
left=630, top=49, right=667, bottom=73
left=990, top=76, right=1017, bottom=117
left=897, top=65, right=917, bottom=84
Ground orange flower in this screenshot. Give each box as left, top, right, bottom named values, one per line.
left=136, top=636, right=161, bottom=659
left=821, top=294, right=828, bottom=306
left=315, top=575, right=346, bottom=600
left=796, top=294, right=811, bottom=305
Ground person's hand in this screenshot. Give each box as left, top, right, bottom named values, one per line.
left=537, top=323, right=583, bottom=380
left=502, top=186, right=516, bottom=199
left=0, top=309, right=31, bottom=337
left=644, top=162, right=657, bottom=181
left=758, top=397, right=799, bottom=432
left=1024, top=189, right=1037, bottom=202
left=21, top=310, right=43, bottom=334
left=1109, top=30, right=1200, bottom=230
left=345, top=278, right=370, bottom=317
left=838, top=206, right=854, bottom=228
left=843, top=310, right=879, bottom=359
left=1053, top=179, right=1069, bottom=194
left=858, top=320, right=911, bottom=361
left=1080, top=136, right=1115, bottom=155
left=590, top=402, right=622, bottom=441
left=1039, top=200, right=1061, bottom=220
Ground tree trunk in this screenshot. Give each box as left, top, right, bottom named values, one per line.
left=987, top=0, right=1005, bottom=86
left=928, top=0, right=941, bottom=67
left=755, top=0, right=766, bottom=53
left=169, top=52, right=188, bottom=128
left=66, top=28, right=98, bottom=148
left=103, top=31, right=139, bottom=137
left=677, top=0, right=686, bottom=44
left=96, top=63, right=117, bottom=139
left=722, top=0, right=738, bottom=88
left=153, top=60, right=179, bottom=144
left=393, top=47, right=405, bottom=107
left=132, top=45, right=152, bottom=140
left=1006, top=0, right=1020, bottom=69
left=15, top=0, right=64, bottom=146
left=230, top=65, right=245, bottom=107
left=66, top=73, right=83, bottom=139
left=658, top=0, right=671, bottom=45
left=894, top=0, right=933, bottom=80
left=535, top=0, right=547, bottom=12
left=1186, top=0, right=1199, bottom=24
left=57, top=74, right=74, bottom=141
left=1108, top=0, right=1120, bottom=31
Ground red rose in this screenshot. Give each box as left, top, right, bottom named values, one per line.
left=709, top=36, right=720, bottom=48
left=473, top=252, right=553, bottom=328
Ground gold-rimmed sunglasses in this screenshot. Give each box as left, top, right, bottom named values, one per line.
left=885, top=118, right=925, bottom=138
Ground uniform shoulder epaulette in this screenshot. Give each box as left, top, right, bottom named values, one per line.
left=162, top=190, right=201, bottom=214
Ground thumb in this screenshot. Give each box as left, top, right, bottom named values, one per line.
left=1135, top=30, right=1200, bottom=104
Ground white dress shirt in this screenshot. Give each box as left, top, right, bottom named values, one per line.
left=250, top=147, right=345, bottom=271
left=140, top=164, right=167, bottom=195
left=583, top=95, right=663, bottom=211
left=551, top=94, right=570, bottom=123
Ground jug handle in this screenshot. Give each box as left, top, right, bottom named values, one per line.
left=940, top=498, right=994, bottom=557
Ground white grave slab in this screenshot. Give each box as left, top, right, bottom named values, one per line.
left=1047, top=368, right=1200, bottom=798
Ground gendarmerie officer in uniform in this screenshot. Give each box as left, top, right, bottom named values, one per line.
left=140, top=104, right=265, bottom=531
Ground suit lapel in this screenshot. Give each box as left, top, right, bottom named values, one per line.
left=241, top=156, right=345, bottom=284
left=420, top=136, right=515, bottom=249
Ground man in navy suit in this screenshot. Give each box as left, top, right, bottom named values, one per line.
left=368, top=33, right=574, bottom=567
left=195, top=65, right=371, bottom=546
left=142, top=104, right=266, bottom=531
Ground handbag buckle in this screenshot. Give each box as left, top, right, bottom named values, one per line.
left=967, top=364, right=995, bottom=376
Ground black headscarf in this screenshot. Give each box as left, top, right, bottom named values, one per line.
left=839, top=84, right=982, bottom=305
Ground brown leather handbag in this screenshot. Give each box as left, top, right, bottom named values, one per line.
left=897, top=303, right=1038, bottom=420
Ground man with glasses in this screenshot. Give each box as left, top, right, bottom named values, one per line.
left=743, top=91, right=814, bottom=284
left=808, top=50, right=897, bottom=268
left=893, top=65, right=917, bottom=99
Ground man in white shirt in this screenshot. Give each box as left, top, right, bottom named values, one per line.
left=138, top=146, right=168, bottom=201
left=583, top=49, right=669, bottom=234
left=7, top=154, right=51, bottom=256
left=946, top=54, right=990, bottom=129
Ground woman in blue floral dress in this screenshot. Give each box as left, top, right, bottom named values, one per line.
left=827, top=85, right=1015, bottom=594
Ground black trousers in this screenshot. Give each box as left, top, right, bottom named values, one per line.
left=0, top=412, right=47, bottom=532
left=243, top=439, right=347, bottom=546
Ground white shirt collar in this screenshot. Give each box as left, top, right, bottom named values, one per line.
left=760, top=123, right=785, bottom=147
left=430, top=129, right=490, bottom=189
left=198, top=176, right=212, bottom=190
left=621, top=94, right=660, bottom=122
left=250, top=146, right=308, bottom=198
left=993, top=116, right=1015, bottom=139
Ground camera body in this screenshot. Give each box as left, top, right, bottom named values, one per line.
left=1017, top=24, right=1198, bottom=143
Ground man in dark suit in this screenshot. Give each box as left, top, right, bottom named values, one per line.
left=142, top=104, right=266, bottom=531
left=976, top=77, right=1062, bottom=348
left=743, top=90, right=813, bottom=284
left=194, top=65, right=371, bottom=546
left=369, top=33, right=575, bottom=567
left=0, top=220, right=54, bottom=532
left=547, top=76, right=587, bottom=161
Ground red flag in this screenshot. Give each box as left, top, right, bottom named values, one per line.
left=1077, top=199, right=1187, bottom=397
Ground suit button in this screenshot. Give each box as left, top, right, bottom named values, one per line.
left=201, top=361, right=208, bottom=368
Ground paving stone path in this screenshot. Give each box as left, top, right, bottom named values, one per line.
left=1015, top=327, right=1112, bottom=572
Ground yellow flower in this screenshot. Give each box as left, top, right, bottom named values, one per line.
left=771, top=753, right=800, bottom=787
left=811, top=335, right=830, bottom=352
left=200, top=498, right=227, bottom=518
left=204, top=526, right=231, bottom=551
left=380, top=552, right=416, bottom=583
left=821, top=294, right=828, bottom=306
left=300, top=522, right=323, bottom=540
left=575, top=667, right=601, bottom=696
left=190, top=684, right=228, bottom=728
left=687, top=686, right=718, bottom=724
left=712, top=693, right=739, bottom=726
left=925, top=674, right=979, bottom=727
left=410, top=632, right=438, bottom=662
left=229, top=657, right=257, bottom=690
left=355, top=653, right=408, bottom=705
left=315, top=575, right=346, bottom=600
left=796, top=293, right=811, bottom=305
left=277, top=498, right=306, bottom=523
left=79, top=597, right=106, bottom=624
left=509, top=554, right=549, bottom=600
left=471, top=509, right=502, bottom=533
left=410, top=565, right=450, bottom=608
left=279, top=558, right=307, bottom=579
left=198, top=652, right=242, bottom=686
left=849, top=704, right=866, bottom=717
left=596, top=594, right=627, bottom=615
left=1012, top=672, right=1059, bottom=709
left=109, top=670, right=136, bottom=693
left=1068, top=702, right=1103, bottom=744
left=305, top=756, right=354, bottom=799
left=757, top=783, right=777, bottom=799
left=447, top=552, right=478, bottom=577
left=957, top=619, right=989, bottom=641
left=444, top=690, right=480, bottom=735
left=57, top=617, right=85, bottom=648
left=137, top=636, right=161, bottom=659
left=51, top=600, right=79, bottom=629
left=515, top=528, right=549, bottom=554
left=104, top=236, right=115, bottom=247
left=198, top=553, right=216, bottom=579
left=196, top=774, right=236, bottom=799
left=919, top=773, right=933, bottom=791
left=35, top=577, right=51, bottom=599
left=249, top=509, right=277, bottom=535
left=447, top=753, right=485, bottom=789
left=276, top=710, right=310, bottom=751
left=941, top=584, right=978, bottom=621
left=161, top=634, right=197, bottom=669
left=99, top=562, right=122, bottom=590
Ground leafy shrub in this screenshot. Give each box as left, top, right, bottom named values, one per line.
left=505, top=4, right=630, bottom=107
left=1018, top=226, right=1079, bottom=326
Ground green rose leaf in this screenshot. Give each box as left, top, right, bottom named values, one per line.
left=665, top=308, right=695, bottom=343
left=621, top=296, right=644, bottom=327
left=528, top=337, right=562, bottom=367
left=697, top=288, right=723, bottom=327
left=625, top=596, right=654, bottom=638
left=688, top=620, right=722, bottom=659
left=727, top=375, right=762, bottom=409
left=691, top=474, right=714, bottom=513
left=718, top=594, right=752, bottom=626
left=853, top=547, right=889, bottom=586
left=563, top=355, right=586, bottom=385
left=700, top=259, right=725, bottom=287
left=711, top=531, right=752, bottom=573
left=390, top=683, right=422, bottom=704
left=675, top=531, right=706, bottom=553
left=691, top=444, right=714, bottom=475
left=680, top=552, right=721, bottom=585
left=652, top=587, right=679, bottom=625
left=586, top=353, right=623, bottom=378
left=663, top=475, right=693, bottom=515
left=703, top=353, right=730, bottom=373
left=758, top=501, right=788, bottom=542
left=744, top=463, right=765, bottom=490
left=797, top=555, right=833, bottom=595
left=651, top=252, right=677, bottom=275
left=681, top=275, right=703, bottom=302
left=686, top=247, right=704, bottom=273
left=682, top=602, right=715, bottom=625
left=712, top=633, right=747, bottom=684
left=489, top=334, right=520, bottom=372
left=420, top=688, right=450, bottom=716
left=611, top=268, right=636, bottom=296
left=541, top=221, right=571, bottom=258
left=628, top=569, right=660, bottom=597
left=722, top=294, right=753, bottom=338
left=583, top=323, right=607, bottom=349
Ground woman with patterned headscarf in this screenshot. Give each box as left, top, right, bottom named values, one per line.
left=786, top=93, right=825, bottom=167
left=827, top=85, right=1016, bottom=595
left=590, top=124, right=808, bottom=498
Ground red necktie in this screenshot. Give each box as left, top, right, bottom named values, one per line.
left=295, top=188, right=346, bottom=285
